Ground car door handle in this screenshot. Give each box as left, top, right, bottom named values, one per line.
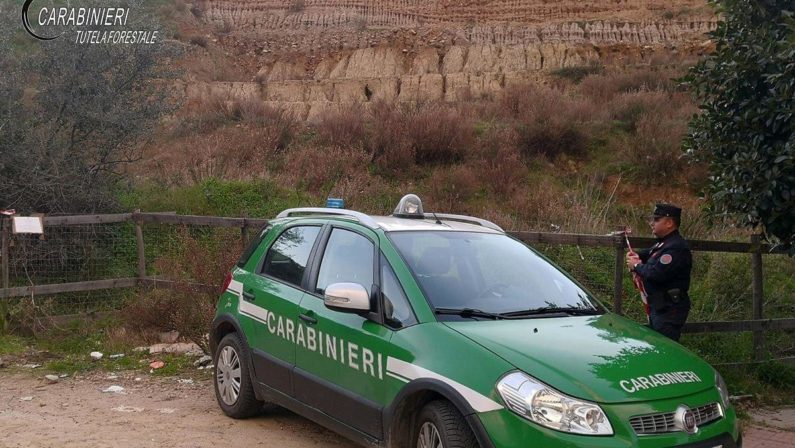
left=242, top=291, right=255, bottom=302
left=299, top=313, right=317, bottom=325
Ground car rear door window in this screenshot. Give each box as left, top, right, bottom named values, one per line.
left=237, top=225, right=271, bottom=268
left=315, top=228, right=374, bottom=296
left=261, top=226, right=320, bottom=287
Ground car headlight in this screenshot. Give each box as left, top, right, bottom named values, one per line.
left=497, top=371, right=613, bottom=436
left=715, top=370, right=731, bottom=410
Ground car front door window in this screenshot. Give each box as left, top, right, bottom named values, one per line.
left=315, top=228, right=374, bottom=295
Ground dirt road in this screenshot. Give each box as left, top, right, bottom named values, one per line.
left=0, top=371, right=790, bottom=448
left=0, top=371, right=355, bottom=448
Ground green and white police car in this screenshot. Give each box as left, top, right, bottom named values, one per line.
left=211, top=195, right=740, bottom=448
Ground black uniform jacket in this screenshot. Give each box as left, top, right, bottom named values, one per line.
left=634, top=230, right=692, bottom=312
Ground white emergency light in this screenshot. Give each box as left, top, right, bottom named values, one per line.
left=393, top=194, right=424, bottom=218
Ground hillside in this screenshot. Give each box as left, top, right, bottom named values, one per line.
left=126, top=0, right=725, bottom=237
left=175, top=0, right=716, bottom=120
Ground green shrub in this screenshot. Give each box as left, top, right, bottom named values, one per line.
left=120, top=178, right=309, bottom=218
left=551, top=64, right=604, bottom=83
left=755, top=361, right=795, bottom=389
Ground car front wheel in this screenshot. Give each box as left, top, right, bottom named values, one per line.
left=415, top=400, right=478, bottom=448
left=214, top=333, right=262, bottom=418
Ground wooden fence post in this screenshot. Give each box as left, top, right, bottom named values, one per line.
left=1, top=218, right=9, bottom=289
left=613, top=227, right=625, bottom=315
left=241, top=220, right=249, bottom=248
left=751, top=234, right=765, bottom=361
left=133, top=211, right=146, bottom=283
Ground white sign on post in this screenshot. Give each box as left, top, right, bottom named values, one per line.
left=12, top=217, right=44, bottom=234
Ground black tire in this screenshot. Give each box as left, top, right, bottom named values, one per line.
left=414, top=400, right=479, bottom=448
left=213, top=332, right=262, bottom=419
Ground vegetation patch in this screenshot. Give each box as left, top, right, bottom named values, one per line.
left=551, top=64, right=604, bottom=83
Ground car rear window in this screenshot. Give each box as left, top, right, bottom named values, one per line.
left=261, top=226, right=321, bottom=287
left=236, top=225, right=272, bottom=268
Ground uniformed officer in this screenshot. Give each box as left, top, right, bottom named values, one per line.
left=626, top=204, right=692, bottom=341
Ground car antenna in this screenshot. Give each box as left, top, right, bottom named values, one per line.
left=431, top=212, right=443, bottom=225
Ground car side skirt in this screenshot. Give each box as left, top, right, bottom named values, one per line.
left=292, top=366, right=384, bottom=439
left=251, top=348, right=293, bottom=394
left=255, top=379, right=384, bottom=448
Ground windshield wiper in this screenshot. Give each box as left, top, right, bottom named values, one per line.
left=499, top=306, right=603, bottom=318
left=435, top=307, right=505, bottom=320
left=436, top=306, right=602, bottom=320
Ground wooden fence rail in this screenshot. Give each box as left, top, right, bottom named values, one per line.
left=1, top=213, right=793, bottom=362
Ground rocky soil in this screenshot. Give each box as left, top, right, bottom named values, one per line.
left=180, top=0, right=718, bottom=120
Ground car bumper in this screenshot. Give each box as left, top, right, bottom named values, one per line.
left=477, top=388, right=740, bottom=448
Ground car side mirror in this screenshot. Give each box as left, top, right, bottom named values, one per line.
left=324, top=283, right=371, bottom=313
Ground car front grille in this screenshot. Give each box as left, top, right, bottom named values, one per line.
left=630, top=403, right=723, bottom=435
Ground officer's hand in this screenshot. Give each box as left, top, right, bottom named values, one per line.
left=626, top=253, right=640, bottom=270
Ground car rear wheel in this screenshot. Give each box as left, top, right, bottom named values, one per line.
left=214, top=333, right=262, bottom=418
left=415, top=400, right=478, bottom=448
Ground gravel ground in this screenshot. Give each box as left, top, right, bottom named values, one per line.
left=0, top=371, right=354, bottom=448
left=0, top=371, right=791, bottom=448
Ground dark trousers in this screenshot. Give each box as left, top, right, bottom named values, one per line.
left=649, top=304, right=690, bottom=341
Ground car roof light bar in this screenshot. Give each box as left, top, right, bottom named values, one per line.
left=424, top=213, right=504, bottom=232
left=276, top=207, right=380, bottom=229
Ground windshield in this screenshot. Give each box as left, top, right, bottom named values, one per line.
left=388, top=231, right=605, bottom=317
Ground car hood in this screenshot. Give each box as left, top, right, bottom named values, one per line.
left=444, top=314, right=715, bottom=404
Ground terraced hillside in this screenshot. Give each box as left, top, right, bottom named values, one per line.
left=184, top=0, right=716, bottom=119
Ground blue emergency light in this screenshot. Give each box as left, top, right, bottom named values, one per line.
left=326, top=198, right=345, bottom=209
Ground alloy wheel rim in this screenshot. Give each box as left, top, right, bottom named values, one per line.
left=216, top=345, right=242, bottom=406
left=417, top=422, right=443, bottom=448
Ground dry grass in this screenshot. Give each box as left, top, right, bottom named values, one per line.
left=366, top=101, right=415, bottom=176
left=426, top=164, right=482, bottom=212
left=626, top=114, right=689, bottom=180
left=179, top=52, right=249, bottom=83
left=188, top=35, right=208, bottom=48
left=137, top=65, right=704, bottom=232
left=180, top=91, right=298, bottom=134
left=578, top=67, right=683, bottom=103
left=313, top=103, right=368, bottom=148
left=178, top=126, right=283, bottom=183
left=469, top=123, right=526, bottom=197
left=488, top=84, right=597, bottom=160
left=279, top=145, right=370, bottom=194
left=123, top=229, right=241, bottom=354
left=150, top=94, right=299, bottom=184
left=404, top=103, right=474, bottom=165
left=313, top=101, right=474, bottom=169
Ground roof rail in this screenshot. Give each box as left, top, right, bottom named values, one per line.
left=276, top=208, right=380, bottom=229
left=424, top=213, right=504, bottom=232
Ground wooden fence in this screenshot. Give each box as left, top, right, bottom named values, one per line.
left=1, top=212, right=794, bottom=362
